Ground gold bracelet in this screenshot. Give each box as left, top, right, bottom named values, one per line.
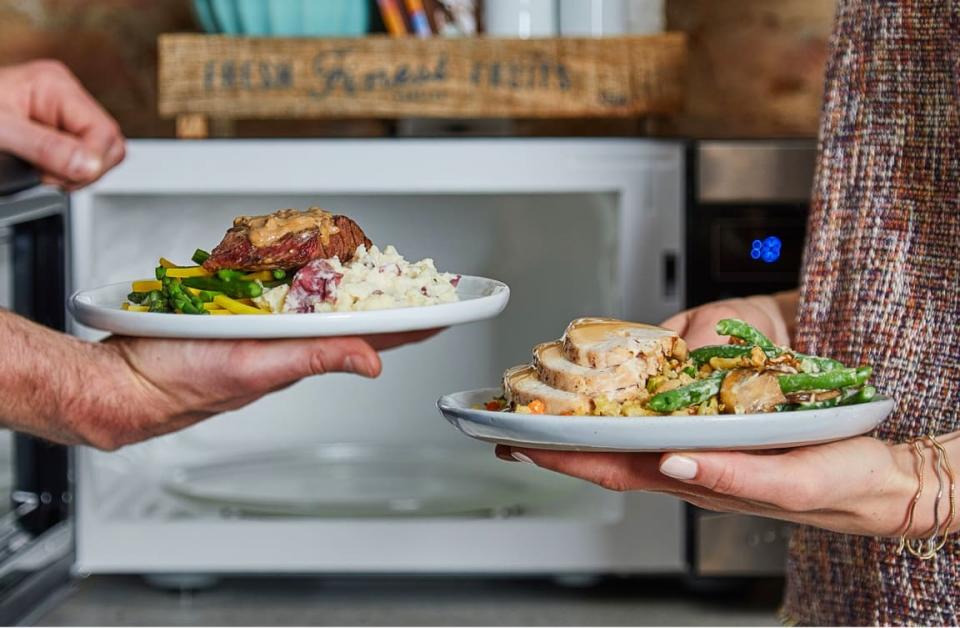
left=898, top=434, right=957, bottom=560
left=897, top=439, right=926, bottom=554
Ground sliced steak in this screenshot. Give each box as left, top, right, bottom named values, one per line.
left=203, top=212, right=371, bottom=272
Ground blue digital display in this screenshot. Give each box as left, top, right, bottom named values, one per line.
left=751, top=236, right=782, bottom=264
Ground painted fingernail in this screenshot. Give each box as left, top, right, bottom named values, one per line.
left=494, top=446, right=513, bottom=461
left=659, top=455, right=698, bottom=480
left=68, top=151, right=101, bottom=179
left=512, top=452, right=534, bottom=464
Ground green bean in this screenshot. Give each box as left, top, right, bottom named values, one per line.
left=780, top=385, right=877, bottom=411
left=689, top=344, right=780, bottom=367
left=191, top=249, right=210, bottom=265
left=715, top=319, right=777, bottom=350
left=127, top=291, right=149, bottom=304
left=182, top=276, right=263, bottom=298
left=648, top=372, right=726, bottom=413
left=778, top=367, right=871, bottom=394
left=795, top=353, right=845, bottom=373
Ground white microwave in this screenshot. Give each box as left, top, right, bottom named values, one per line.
left=70, top=139, right=686, bottom=577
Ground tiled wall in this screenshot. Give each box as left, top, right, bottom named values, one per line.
left=0, top=0, right=836, bottom=138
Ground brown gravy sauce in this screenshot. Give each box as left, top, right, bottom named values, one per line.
left=234, top=207, right=339, bottom=248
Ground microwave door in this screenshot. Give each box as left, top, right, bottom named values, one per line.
left=0, top=183, right=72, bottom=625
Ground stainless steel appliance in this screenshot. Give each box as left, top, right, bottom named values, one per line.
left=0, top=154, right=72, bottom=623
left=70, top=139, right=688, bottom=577
left=685, top=139, right=817, bottom=576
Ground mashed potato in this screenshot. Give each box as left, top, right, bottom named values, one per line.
left=254, top=245, right=460, bottom=313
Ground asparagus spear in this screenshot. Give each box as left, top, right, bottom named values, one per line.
left=182, top=276, right=262, bottom=298
left=191, top=249, right=210, bottom=265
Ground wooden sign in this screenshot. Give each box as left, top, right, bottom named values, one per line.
left=158, top=33, right=686, bottom=134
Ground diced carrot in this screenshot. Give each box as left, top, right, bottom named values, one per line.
left=485, top=400, right=502, bottom=411
left=527, top=399, right=546, bottom=414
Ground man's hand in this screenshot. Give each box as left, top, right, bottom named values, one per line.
left=0, top=310, right=436, bottom=450
left=0, top=60, right=125, bottom=187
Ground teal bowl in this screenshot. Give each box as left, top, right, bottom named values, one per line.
left=193, top=0, right=370, bottom=36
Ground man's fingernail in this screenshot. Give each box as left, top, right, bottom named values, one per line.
left=343, top=356, right=369, bottom=376
left=68, top=152, right=101, bottom=178
left=512, top=452, right=534, bottom=464
left=660, top=455, right=698, bottom=480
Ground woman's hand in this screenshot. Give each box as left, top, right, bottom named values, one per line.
left=661, top=290, right=798, bottom=349
left=496, top=432, right=960, bottom=538
left=496, top=440, right=910, bottom=536
left=0, top=60, right=125, bottom=187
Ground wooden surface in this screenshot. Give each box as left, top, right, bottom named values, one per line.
left=663, top=0, right=836, bottom=137
left=158, top=33, right=686, bottom=122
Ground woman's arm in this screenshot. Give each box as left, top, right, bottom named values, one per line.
left=0, top=310, right=434, bottom=450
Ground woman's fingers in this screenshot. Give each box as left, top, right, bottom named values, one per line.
left=498, top=447, right=672, bottom=492
left=658, top=449, right=833, bottom=513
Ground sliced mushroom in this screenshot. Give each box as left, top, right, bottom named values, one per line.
left=719, top=369, right=787, bottom=414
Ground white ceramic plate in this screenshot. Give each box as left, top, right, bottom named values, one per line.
left=437, top=388, right=894, bottom=452
left=69, top=276, right=509, bottom=339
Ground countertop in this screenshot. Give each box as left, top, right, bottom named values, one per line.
left=30, top=575, right=782, bottom=626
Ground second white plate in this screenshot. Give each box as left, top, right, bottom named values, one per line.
left=69, top=275, right=509, bottom=339
left=438, top=388, right=894, bottom=452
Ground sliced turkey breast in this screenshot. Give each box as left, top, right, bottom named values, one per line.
left=503, top=365, right=593, bottom=415
left=533, top=341, right=648, bottom=401
left=561, top=317, right=683, bottom=368
left=719, top=369, right=786, bottom=414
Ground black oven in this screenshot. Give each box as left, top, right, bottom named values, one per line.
left=684, top=139, right=817, bottom=577
left=0, top=154, right=72, bottom=623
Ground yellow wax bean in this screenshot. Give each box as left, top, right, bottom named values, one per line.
left=165, top=266, right=212, bottom=278
left=242, top=271, right=274, bottom=282
left=132, top=280, right=162, bottom=292
left=212, top=295, right=268, bottom=315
